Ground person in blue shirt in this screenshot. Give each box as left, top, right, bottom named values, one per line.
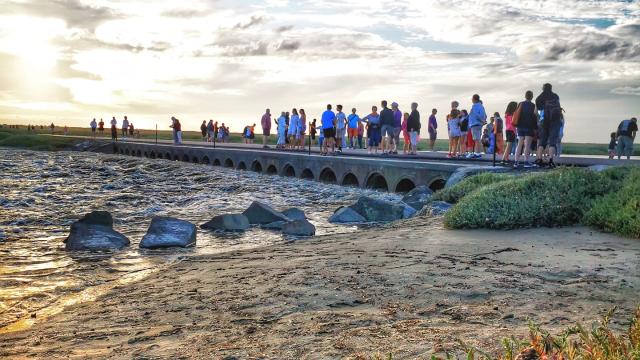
left=347, top=108, right=360, bottom=149
left=466, top=94, right=487, bottom=159
left=321, top=104, right=336, bottom=155
left=379, top=100, right=395, bottom=155
left=362, top=106, right=381, bottom=155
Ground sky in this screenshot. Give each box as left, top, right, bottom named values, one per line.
left=0, top=0, right=639, bottom=142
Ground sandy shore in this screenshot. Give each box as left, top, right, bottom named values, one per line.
left=1, top=218, right=639, bottom=359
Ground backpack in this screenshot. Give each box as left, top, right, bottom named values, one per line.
left=544, top=98, right=562, bottom=127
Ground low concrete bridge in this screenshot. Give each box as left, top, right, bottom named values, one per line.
left=106, top=141, right=475, bottom=192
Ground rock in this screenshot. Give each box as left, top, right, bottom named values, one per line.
left=348, top=196, right=416, bottom=222
left=242, top=201, right=290, bottom=225
left=419, top=201, right=453, bottom=216
left=281, top=208, right=306, bottom=221
left=200, top=214, right=249, bottom=232
left=328, top=207, right=366, bottom=223
left=78, top=210, right=114, bottom=227
left=261, top=221, right=287, bottom=230
left=65, top=221, right=130, bottom=251
left=282, top=219, right=316, bottom=236
left=140, top=217, right=197, bottom=249
left=401, top=185, right=433, bottom=210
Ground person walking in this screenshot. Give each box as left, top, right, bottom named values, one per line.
left=320, top=104, right=336, bottom=155
left=616, top=117, right=638, bottom=159
left=535, top=83, right=562, bottom=167
left=347, top=108, right=359, bottom=149
left=379, top=100, right=394, bottom=155
left=362, top=106, right=381, bottom=155
left=121, top=116, right=129, bottom=139
left=90, top=118, right=97, bottom=139
left=407, top=102, right=421, bottom=155
left=428, top=109, right=438, bottom=151
left=501, top=102, right=518, bottom=164
left=466, top=94, right=487, bottom=159
left=513, top=91, right=538, bottom=168
left=110, top=117, right=118, bottom=141
left=261, top=109, right=271, bottom=148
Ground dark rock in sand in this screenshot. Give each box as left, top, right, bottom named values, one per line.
left=328, top=207, right=366, bottom=223
left=261, top=221, right=287, bottom=230
left=140, top=217, right=197, bottom=249
left=401, top=185, right=433, bottom=210
left=200, top=214, right=249, bottom=232
left=282, top=219, right=316, bottom=236
left=419, top=201, right=453, bottom=216
left=77, top=210, right=114, bottom=227
left=348, top=196, right=416, bottom=222
left=281, top=208, right=306, bottom=221
left=242, top=201, right=290, bottom=225
left=65, top=216, right=130, bottom=251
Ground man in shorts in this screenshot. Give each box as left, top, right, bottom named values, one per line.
left=428, top=109, right=438, bottom=151
left=535, top=83, right=562, bottom=167
left=347, top=108, right=359, bottom=149
left=391, top=102, right=402, bottom=154
left=321, top=104, right=336, bottom=155
left=261, top=109, right=271, bottom=148
left=466, top=94, right=487, bottom=158
left=616, top=117, right=638, bottom=160
left=335, top=105, right=347, bottom=152
left=379, top=100, right=395, bottom=155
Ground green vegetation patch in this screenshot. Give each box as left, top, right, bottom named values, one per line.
left=443, top=168, right=613, bottom=229
left=0, top=132, right=80, bottom=151
left=432, top=172, right=513, bottom=204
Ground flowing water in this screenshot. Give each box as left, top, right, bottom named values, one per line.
left=0, top=148, right=400, bottom=330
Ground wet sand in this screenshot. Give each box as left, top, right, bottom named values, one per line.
left=1, top=218, right=639, bottom=359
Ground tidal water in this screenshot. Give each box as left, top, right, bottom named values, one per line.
left=0, top=148, right=400, bottom=329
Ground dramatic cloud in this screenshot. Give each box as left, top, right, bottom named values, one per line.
left=0, top=0, right=638, bottom=142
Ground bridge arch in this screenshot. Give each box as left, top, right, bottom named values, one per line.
left=266, top=164, right=278, bottom=175
left=165, top=152, right=171, bottom=160
left=224, top=158, right=234, bottom=168
left=301, top=168, right=314, bottom=180
left=237, top=161, right=247, bottom=170
left=201, top=156, right=210, bottom=165
left=429, top=178, right=447, bottom=192
left=366, top=172, right=389, bottom=191
left=192, top=156, right=199, bottom=164
left=136, top=150, right=142, bottom=157
left=341, top=172, right=359, bottom=187
left=319, top=167, right=337, bottom=184
left=282, top=164, right=296, bottom=177
left=395, top=178, right=416, bottom=193
left=182, top=154, right=190, bottom=162
left=213, top=158, right=221, bottom=166
left=144, top=151, right=149, bottom=158
left=149, top=151, right=156, bottom=159
left=125, top=149, right=130, bottom=156
left=251, top=160, right=263, bottom=173
left=173, top=154, right=180, bottom=161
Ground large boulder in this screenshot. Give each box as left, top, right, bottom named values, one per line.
left=65, top=211, right=130, bottom=251
left=348, top=197, right=416, bottom=222
left=401, top=185, right=433, bottom=211
left=261, top=221, right=287, bottom=230
left=242, top=201, right=290, bottom=225
left=281, top=208, right=306, bottom=221
left=140, top=217, right=197, bottom=249
left=418, top=201, right=453, bottom=217
left=329, top=207, right=366, bottom=223
left=201, top=214, right=249, bottom=232
left=282, top=219, right=316, bottom=236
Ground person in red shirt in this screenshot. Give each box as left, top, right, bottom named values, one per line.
left=261, top=109, right=271, bottom=148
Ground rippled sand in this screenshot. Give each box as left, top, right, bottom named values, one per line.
left=1, top=216, right=638, bottom=359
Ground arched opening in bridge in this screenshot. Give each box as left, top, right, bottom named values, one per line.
left=283, top=164, right=295, bottom=177
left=201, top=156, right=210, bottom=165
left=156, top=153, right=163, bottom=159
left=125, top=149, right=130, bottom=156
left=319, top=168, right=337, bottom=184
left=150, top=152, right=156, bottom=159
left=181, top=154, right=189, bottom=162
left=172, top=154, right=179, bottom=161
left=224, top=158, right=234, bottom=168
left=143, top=152, right=149, bottom=158
left=395, top=178, right=416, bottom=193
left=113, top=147, right=119, bottom=154
left=266, top=165, right=278, bottom=175
left=192, top=156, right=199, bottom=164
left=119, top=148, right=124, bottom=155
left=301, top=168, right=314, bottom=180
left=251, top=160, right=263, bottom=173
left=429, top=178, right=446, bottom=192
left=165, top=153, right=171, bottom=160
left=213, top=159, right=221, bottom=166
left=136, top=150, right=142, bottom=157
left=237, top=162, right=247, bottom=170
left=342, top=173, right=359, bottom=187
left=366, top=173, right=388, bottom=192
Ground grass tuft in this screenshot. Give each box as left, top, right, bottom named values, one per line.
left=432, top=172, right=513, bottom=204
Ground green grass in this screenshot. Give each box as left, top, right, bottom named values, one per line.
left=0, top=130, right=81, bottom=151
left=439, top=166, right=640, bottom=238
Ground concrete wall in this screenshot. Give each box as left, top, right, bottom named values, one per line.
left=108, top=142, right=461, bottom=193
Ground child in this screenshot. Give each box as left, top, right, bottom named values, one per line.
left=401, top=112, right=410, bottom=154
left=608, top=132, right=617, bottom=159
left=481, top=128, right=490, bottom=153
left=447, top=109, right=461, bottom=158
left=458, top=109, right=469, bottom=156
left=501, top=102, right=518, bottom=164
left=493, top=112, right=504, bottom=155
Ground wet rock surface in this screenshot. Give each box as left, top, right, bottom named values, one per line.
left=200, top=214, right=250, bottom=232
left=401, top=185, right=433, bottom=211
left=282, top=219, right=316, bottom=236
left=64, top=211, right=130, bottom=251
left=348, top=196, right=416, bottom=222
left=140, top=217, right=197, bottom=249
left=242, top=201, right=290, bottom=225
left=329, top=207, right=366, bottom=223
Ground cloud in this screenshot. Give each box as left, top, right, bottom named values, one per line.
left=544, top=33, right=640, bottom=61
left=611, top=86, right=640, bottom=96
left=0, top=0, right=120, bottom=30
left=234, top=15, right=267, bottom=30
left=275, top=25, right=294, bottom=32
left=276, top=40, right=301, bottom=52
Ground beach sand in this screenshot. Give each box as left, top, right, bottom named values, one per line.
left=1, top=218, right=639, bottom=359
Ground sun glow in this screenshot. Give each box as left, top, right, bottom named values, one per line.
left=0, top=15, right=65, bottom=69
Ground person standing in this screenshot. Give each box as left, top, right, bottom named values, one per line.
left=90, top=118, right=97, bottom=139
left=493, top=112, right=504, bottom=155
left=50, top=123, right=55, bottom=134
left=608, top=132, right=617, bottom=159
left=347, top=108, right=359, bottom=149
left=535, top=83, right=562, bottom=167
left=466, top=94, right=487, bottom=159
left=428, top=109, right=438, bottom=151
left=320, top=104, right=336, bottom=155
left=261, top=109, right=271, bottom=148
left=362, top=106, right=381, bottom=155
left=501, top=102, right=518, bottom=164
left=129, top=122, right=135, bottom=137
left=458, top=109, right=469, bottom=155
left=447, top=109, right=461, bottom=158
left=391, top=102, right=402, bottom=155
left=357, top=117, right=364, bottom=149
left=206, top=120, right=214, bottom=142
left=310, top=119, right=317, bottom=146
left=335, top=105, right=347, bottom=153
left=200, top=121, right=207, bottom=141
left=379, top=100, right=394, bottom=155
left=121, top=116, right=129, bottom=139
left=170, top=117, right=177, bottom=144
left=276, top=112, right=287, bottom=149
left=401, top=112, right=410, bottom=154
left=299, top=109, right=307, bottom=149
left=513, top=91, right=538, bottom=168
left=288, top=109, right=300, bottom=150
left=110, top=117, right=118, bottom=141
left=98, top=118, right=104, bottom=136
left=616, top=117, right=638, bottom=160
left=407, top=102, right=421, bottom=155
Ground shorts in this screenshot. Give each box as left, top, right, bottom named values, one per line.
left=617, top=136, right=634, bottom=157
left=348, top=128, right=358, bottom=138
left=429, top=130, right=437, bottom=141
left=336, top=127, right=345, bottom=138
left=538, top=121, right=561, bottom=148
left=91, top=127, right=96, bottom=133
left=381, top=125, right=395, bottom=138
left=460, top=131, right=467, bottom=138
left=506, top=130, right=516, bottom=143
left=470, top=126, right=482, bottom=141
left=409, top=131, right=419, bottom=146
left=369, top=127, right=382, bottom=146
left=323, top=127, right=335, bottom=138
left=263, top=129, right=271, bottom=136
left=449, top=129, right=461, bottom=138
left=517, top=127, right=534, bottom=137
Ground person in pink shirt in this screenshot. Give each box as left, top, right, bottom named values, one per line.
left=501, top=101, right=518, bottom=163
left=261, top=109, right=271, bottom=148
left=401, top=112, right=410, bottom=154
